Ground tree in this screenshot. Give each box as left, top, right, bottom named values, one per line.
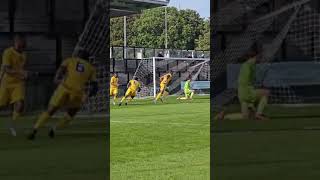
left=110, top=16, right=136, bottom=46
left=110, top=7, right=208, bottom=50
left=196, top=19, right=210, bottom=50
left=130, top=7, right=204, bottom=50
left=110, top=17, right=124, bottom=46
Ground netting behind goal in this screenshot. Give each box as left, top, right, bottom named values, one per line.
left=212, top=0, right=320, bottom=112
left=73, top=0, right=109, bottom=113
left=133, top=57, right=210, bottom=98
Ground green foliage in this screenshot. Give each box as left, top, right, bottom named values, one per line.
left=110, top=16, right=135, bottom=47
left=110, top=7, right=210, bottom=50
left=110, top=17, right=124, bottom=46
left=196, top=19, right=210, bottom=50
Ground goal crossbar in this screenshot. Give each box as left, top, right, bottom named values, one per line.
left=142, top=57, right=210, bottom=61
left=254, top=0, right=310, bottom=23
left=134, top=57, right=210, bottom=98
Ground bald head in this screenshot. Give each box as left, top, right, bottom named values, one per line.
left=14, top=34, right=26, bottom=52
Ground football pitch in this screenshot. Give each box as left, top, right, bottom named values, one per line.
left=111, top=95, right=210, bottom=180
left=0, top=115, right=107, bottom=180
left=213, top=104, right=320, bottom=179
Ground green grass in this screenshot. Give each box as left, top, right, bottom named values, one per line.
left=111, top=95, right=210, bottom=180
left=213, top=104, right=320, bottom=180
left=0, top=115, right=107, bottom=180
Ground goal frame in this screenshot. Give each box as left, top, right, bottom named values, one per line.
left=136, top=57, right=210, bottom=98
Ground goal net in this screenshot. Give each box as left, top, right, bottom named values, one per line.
left=133, top=57, right=210, bottom=99
left=73, top=0, right=109, bottom=113
left=212, top=0, right=320, bottom=113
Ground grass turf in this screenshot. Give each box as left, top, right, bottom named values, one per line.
left=0, top=115, right=107, bottom=180
left=213, top=104, right=320, bottom=180
left=111, top=95, right=210, bottom=180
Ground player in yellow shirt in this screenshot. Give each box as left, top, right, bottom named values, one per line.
left=28, top=49, right=98, bottom=140
left=110, top=73, right=119, bottom=105
left=119, top=77, right=141, bottom=106
left=0, top=34, right=28, bottom=136
left=154, top=71, right=172, bottom=104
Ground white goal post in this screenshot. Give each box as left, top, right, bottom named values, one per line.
left=133, top=57, right=210, bottom=98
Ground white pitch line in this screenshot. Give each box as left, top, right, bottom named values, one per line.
left=111, top=120, right=209, bottom=126
left=70, top=119, right=209, bottom=127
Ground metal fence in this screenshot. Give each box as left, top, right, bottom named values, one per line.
left=110, top=46, right=210, bottom=60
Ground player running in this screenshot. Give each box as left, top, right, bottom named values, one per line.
left=216, top=44, right=270, bottom=121
left=119, top=77, right=141, bottom=106
left=154, top=71, right=172, bottom=103
left=0, top=34, right=28, bottom=136
left=110, top=73, right=119, bottom=105
left=28, top=49, right=98, bottom=140
left=177, top=76, right=195, bottom=100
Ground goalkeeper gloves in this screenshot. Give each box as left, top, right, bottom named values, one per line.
left=89, top=81, right=98, bottom=97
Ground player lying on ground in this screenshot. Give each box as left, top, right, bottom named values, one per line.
left=0, top=34, right=28, bottom=136
left=119, top=77, right=141, bottom=106
left=177, top=76, right=195, bottom=100
left=110, top=73, right=119, bottom=105
left=216, top=43, right=270, bottom=121
left=154, top=71, right=172, bottom=104
left=28, top=49, right=98, bottom=140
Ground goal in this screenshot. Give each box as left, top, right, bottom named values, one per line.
left=212, top=0, right=320, bottom=113
left=133, top=57, right=210, bottom=99
left=73, top=0, right=109, bottom=113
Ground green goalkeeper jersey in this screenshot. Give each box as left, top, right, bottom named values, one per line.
left=238, top=58, right=257, bottom=103
left=238, top=59, right=256, bottom=88
left=184, top=80, right=191, bottom=91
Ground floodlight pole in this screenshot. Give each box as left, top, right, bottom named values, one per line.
left=165, top=7, right=168, bottom=50
left=153, top=57, right=157, bottom=97
left=124, top=16, right=127, bottom=59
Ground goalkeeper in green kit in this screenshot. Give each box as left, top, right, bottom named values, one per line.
left=177, top=76, right=195, bottom=100
left=216, top=43, right=270, bottom=121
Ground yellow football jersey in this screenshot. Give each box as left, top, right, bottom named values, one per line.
left=160, top=73, right=172, bottom=85
left=1, top=47, right=27, bottom=85
left=128, top=79, right=140, bottom=91
left=110, top=76, right=119, bottom=89
left=61, top=57, right=96, bottom=92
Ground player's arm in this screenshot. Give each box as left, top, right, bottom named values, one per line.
left=127, top=81, right=131, bottom=89
left=54, top=60, right=68, bottom=84
left=110, top=77, right=118, bottom=87
left=2, top=51, right=27, bottom=79
left=167, top=75, right=172, bottom=84
left=116, top=78, right=119, bottom=87
left=110, top=77, right=114, bottom=86
left=189, top=81, right=194, bottom=91
left=2, top=66, right=22, bottom=75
